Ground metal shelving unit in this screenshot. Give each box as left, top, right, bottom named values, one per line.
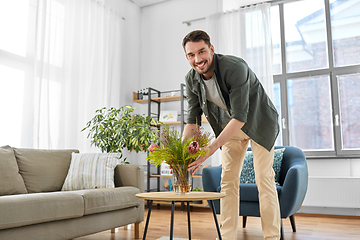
left=132, top=84, right=187, bottom=193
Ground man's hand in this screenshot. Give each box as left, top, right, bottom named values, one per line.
left=188, top=145, right=216, bottom=174
left=188, top=119, right=245, bottom=174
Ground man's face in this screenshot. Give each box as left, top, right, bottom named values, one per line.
left=185, top=40, right=214, bottom=80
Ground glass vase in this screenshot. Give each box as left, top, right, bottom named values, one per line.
left=172, top=164, right=192, bottom=194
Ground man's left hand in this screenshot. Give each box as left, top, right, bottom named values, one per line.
left=188, top=146, right=215, bottom=175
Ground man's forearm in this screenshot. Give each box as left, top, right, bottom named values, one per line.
left=210, top=118, right=245, bottom=151
left=187, top=118, right=245, bottom=173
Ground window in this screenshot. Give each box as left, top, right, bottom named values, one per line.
left=287, top=75, right=334, bottom=151
left=273, top=82, right=282, bottom=146
left=0, top=0, right=66, bottom=148
left=284, top=0, right=328, bottom=73
left=272, top=0, right=360, bottom=157
left=0, top=65, right=25, bottom=146
left=330, top=0, right=360, bottom=67
left=0, top=0, right=33, bottom=147
left=0, top=0, right=29, bottom=56
left=337, top=73, right=360, bottom=150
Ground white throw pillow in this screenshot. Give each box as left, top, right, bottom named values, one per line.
left=61, top=152, right=121, bottom=191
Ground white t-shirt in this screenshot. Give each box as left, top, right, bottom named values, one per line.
left=203, top=76, right=228, bottom=112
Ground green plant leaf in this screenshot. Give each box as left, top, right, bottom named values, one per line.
left=82, top=105, right=160, bottom=161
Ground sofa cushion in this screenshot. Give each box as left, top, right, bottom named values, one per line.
left=61, top=153, right=121, bottom=191
left=0, top=146, right=28, bottom=196
left=73, top=186, right=141, bottom=215
left=14, top=148, right=79, bottom=193
left=240, top=148, right=285, bottom=184
left=0, top=191, right=84, bottom=230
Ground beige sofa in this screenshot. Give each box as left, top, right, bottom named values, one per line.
left=0, top=146, right=144, bottom=240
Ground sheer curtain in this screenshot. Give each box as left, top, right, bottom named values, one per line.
left=208, top=3, right=273, bottom=166
left=26, top=0, right=122, bottom=151
left=208, top=3, right=274, bottom=100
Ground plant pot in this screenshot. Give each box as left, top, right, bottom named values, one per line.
left=172, top=164, right=192, bottom=194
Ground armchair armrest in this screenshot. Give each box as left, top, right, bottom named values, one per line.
left=202, top=165, right=222, bottom=192
left=114, top=164, right=144, bottom=193
left=279, top=161, right=308, bottom=217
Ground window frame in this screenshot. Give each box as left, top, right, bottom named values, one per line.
left=273, top=0, right=360, bottom=158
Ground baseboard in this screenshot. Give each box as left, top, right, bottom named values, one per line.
left=299, top=206, right=360, bottom=217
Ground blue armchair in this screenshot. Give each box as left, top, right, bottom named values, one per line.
left=202, top=146, right=308, bottom=240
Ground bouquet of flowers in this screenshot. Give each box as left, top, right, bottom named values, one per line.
left=147, top=125, right=213, bottom=194
left=147, top=125, right=213, bottom=167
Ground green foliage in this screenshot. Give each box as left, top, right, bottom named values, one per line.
left=146, top=125, right=213, bottom=167
left=82, top=106, right=160, bottom=162
left=192, top=186, right=203, bottom=192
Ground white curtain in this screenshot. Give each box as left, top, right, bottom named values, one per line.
left=208, top=3, right=273, bottom=166
left=208, top=3, right=274, bottom=100
left=25, top=0, right=122, bottom=151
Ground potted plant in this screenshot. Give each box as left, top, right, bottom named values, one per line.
left=82, top=105, right=160, bottom=163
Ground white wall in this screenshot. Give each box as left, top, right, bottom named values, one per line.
left=104, top=0, right=142, bottom=107
left=139, top=0, right=220, bottom=92
left=101, top=0, right=144, bottom=164
left=301, top=157, right=360, bottom=216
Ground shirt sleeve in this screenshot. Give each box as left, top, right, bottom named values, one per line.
left=227, top=61, right=251, bottom=123
left=185, top=76, right=202, bottom=125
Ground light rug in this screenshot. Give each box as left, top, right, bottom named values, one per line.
left=156, top=237, right=200, bottom=240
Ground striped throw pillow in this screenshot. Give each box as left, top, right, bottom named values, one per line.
left=61, top=152, right=120, bottom=191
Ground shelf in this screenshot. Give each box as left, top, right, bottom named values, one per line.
left=133, top=92, right=186, bottom=104
left=133, top=85, right=189, bottom=193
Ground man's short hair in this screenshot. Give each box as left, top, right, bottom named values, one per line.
left=182, top=30, right=211, bottom=51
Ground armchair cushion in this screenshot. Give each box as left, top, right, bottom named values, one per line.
left=240, top=148, right=285, bottom=184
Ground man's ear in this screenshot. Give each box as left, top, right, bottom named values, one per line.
left=185, top=53, right=189, bottom=60
left=210, top=45, right=215, bottom=55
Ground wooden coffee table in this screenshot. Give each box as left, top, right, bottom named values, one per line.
left=136, top=192, right=226, bottom=240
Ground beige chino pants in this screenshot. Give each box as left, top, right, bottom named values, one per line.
left=220, top=129, right=280, bottom=240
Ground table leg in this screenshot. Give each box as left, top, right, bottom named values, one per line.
left=170, top=201, right=175, bottom=240
left=209, top=200, right=222, bottom=240
left=187, top=201, right=191, bottom=240
left=142, top=200, right=153, bottom=240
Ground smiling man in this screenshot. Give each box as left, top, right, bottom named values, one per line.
left=182, top=30, right=281, bottom=240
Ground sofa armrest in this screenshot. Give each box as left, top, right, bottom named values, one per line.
left=114, top=164, right=144, bottom=193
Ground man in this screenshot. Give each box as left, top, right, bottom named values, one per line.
left=182, top=30, right=281, bottom=240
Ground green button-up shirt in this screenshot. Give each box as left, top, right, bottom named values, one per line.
left=185, top=53, right=279, bottom=151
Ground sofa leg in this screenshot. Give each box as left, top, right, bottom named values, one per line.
left=289, top=215, right=296, bottom=232
left=242, top=216, right=247, bottom=228
left=111, top=228, right=116, bottom=233
left=135, top=222, right=143, bottom=239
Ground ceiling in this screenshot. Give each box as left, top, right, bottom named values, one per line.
left=130, top=0, right=169, bottom=7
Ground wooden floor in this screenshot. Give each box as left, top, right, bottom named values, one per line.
left=75, top=206, right=360, bottom=240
